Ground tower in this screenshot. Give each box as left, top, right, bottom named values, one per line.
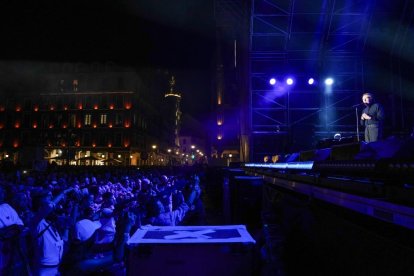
left=164, top=76, right=182, bottom=149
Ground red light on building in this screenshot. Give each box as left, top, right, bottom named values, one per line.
left=0, top=123, right=4, bottom=129
left=15, top=105, right=22, bottom=112
left=108, top=143, right=112, bottom=148
left=0, top=106, right=5, bottom=112
left=49, top=124, right=54, bottom=129
left=125, top=103, right=132, bottom=110
left=109, top=104, right=114, bottom=110
left=63, top=105, right=68, bottom=111
left=124, top=121, right=130, bottom=128
left=92, top=142, right=96, bottom=148
left=13, top=141, right=19, bottom=148
left=33, top=122, right=38, bottom=128
left=75, top=141, right=80, bottom=147
left=109, top=123, right=113, bottom=128
left=124, top=140, right=130, bottom=147
left=33, top=105, right=39, bottom=112
left=77, top=122, right=82, bottom=128
left=14, top=122, right=20, bottom=128
left=93, top=124, right=97, bottom=128
left=61, top=142, right=66, bottom=147
left=93, top=104, right=99, bottom=110
left=62, top=124, right=67, bottom=129
left=78, top=104, right=83, bottom=110
left=50, top=105, right=55, bottom=111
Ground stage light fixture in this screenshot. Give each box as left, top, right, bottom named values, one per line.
left=286, top=78, right=294, bottom=85
left=308, top=78, right=315, bottom=85
left=324, top=78, right=334, bottom=86
left=269, top=78, right=276, bottom=85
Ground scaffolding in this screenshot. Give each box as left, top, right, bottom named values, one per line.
left=249, top=0, right=374, bottom=160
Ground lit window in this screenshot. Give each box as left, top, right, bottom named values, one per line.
left=84, top=114, right=91, bottom=126
left=70, top=114, right=76, bottom=128
left=100, top=114, right=107, bottom=124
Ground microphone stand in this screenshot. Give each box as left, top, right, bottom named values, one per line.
left=355, top=106, right=360, bottom=142
left=352, top=103, right=363, bottom=142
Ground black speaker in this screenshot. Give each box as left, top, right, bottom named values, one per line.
left=354, top=137, right=414, bottom=160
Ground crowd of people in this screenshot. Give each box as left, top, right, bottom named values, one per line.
left=0, top=165, right=205, bottom=275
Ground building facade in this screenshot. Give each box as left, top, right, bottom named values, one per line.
left=0, top=61, right=174, bottom=168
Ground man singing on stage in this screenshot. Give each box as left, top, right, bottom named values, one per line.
left=360, top=92, right=384, bottom=142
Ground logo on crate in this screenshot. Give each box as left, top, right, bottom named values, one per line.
left=143, top=229, right=242, bottom=240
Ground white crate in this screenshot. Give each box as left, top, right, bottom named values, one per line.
left=126, top=225, right=256, bottom=276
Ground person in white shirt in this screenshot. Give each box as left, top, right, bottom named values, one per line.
left=0, top=185, right=25, bottom=275
left=29, top=188, right=73, bottom=276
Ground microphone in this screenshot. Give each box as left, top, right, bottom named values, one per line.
left=351, top=103, right=363, bottom=108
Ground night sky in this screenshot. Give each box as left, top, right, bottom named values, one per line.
left=1, top=0, right=215, bottom=122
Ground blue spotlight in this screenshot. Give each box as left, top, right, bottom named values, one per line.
left=308, top=78, right=315, bottom=85
left=324, top=78, right=334, bottom=86
left=286, top=78, right=294, bottom=85
left=269, top=78, right=276, bottom=85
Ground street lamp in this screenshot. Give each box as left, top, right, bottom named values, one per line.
left=227, top=153, right=233, bottom=167
left=151, top=145, right=157, bottom=165
left=189, top=145, right=197, bottom=164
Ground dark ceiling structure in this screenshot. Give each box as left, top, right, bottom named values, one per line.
left=248, top=0, right=414, bottom=158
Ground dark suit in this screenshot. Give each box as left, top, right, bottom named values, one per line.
left=360, top=102, right=384, bottom=142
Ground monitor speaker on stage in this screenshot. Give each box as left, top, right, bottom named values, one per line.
left=299, top=148, right=331, bottom=161
left=299, top=150, right=315, bottom=161
left=331, top=142, right=361, bottom=161
left=285, top=152, right=300, bottom=162
left=354, top=136, right=414, bottom=160
left=314, top=148, right=331, bottom=161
